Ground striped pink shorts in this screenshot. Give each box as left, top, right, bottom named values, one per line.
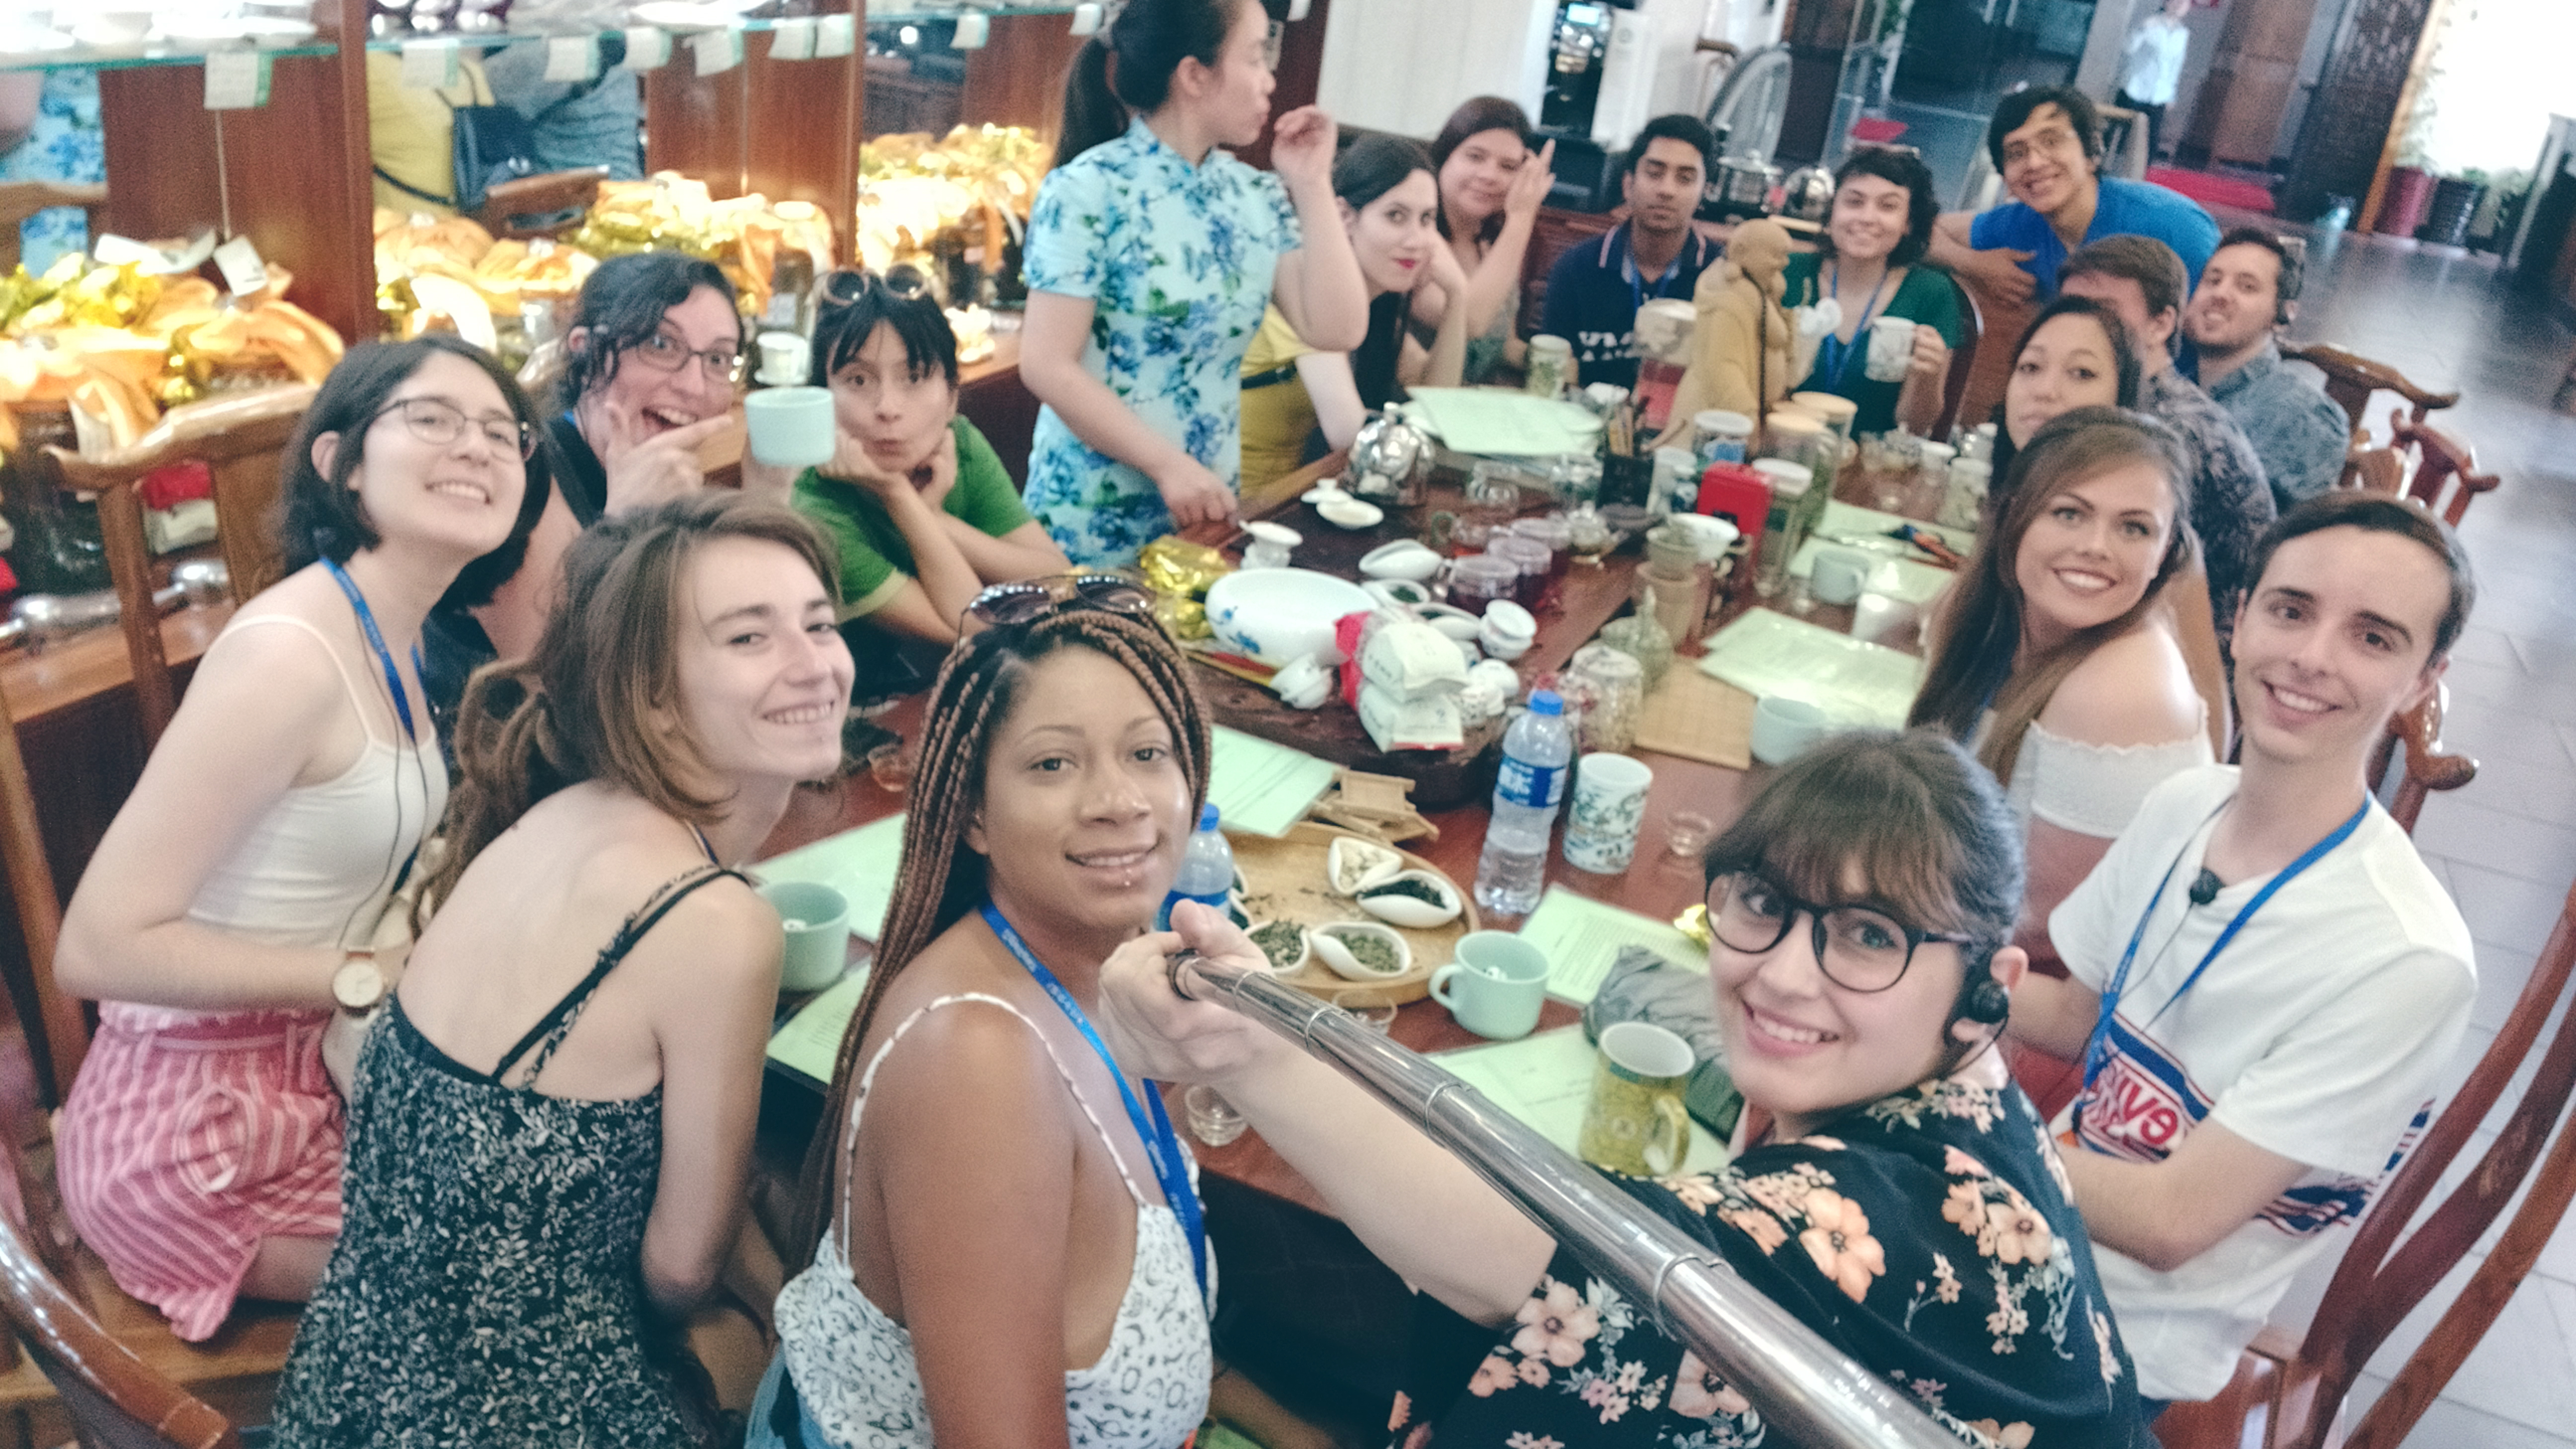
left=55, top=1007, right=344, bottom=1342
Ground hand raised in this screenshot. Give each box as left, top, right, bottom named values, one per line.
left=1504, top=139, right=1558, bottom=225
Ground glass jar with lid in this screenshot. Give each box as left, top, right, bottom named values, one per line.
left=1564, top=643, right=1644, bottom=754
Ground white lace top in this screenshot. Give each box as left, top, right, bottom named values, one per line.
left=772, top=993, right=1213, bottom=1449
left=2002, top=715, right=2214, bottom=837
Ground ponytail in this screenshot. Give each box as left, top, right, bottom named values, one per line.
left=1052, top=0, right=1249, bottom=167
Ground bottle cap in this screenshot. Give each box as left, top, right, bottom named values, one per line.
left=1529, top=690, right=1564, bottom=716
left=1198, top=803, right=1221, bottom=831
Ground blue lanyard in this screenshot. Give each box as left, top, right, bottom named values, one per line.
left=1811, top=260, right=1890, bottom=391
left=1620, top=228, right=1690, bottom=325
left=2081, top=798, right=2370, bottom=1089
left=978, top=900, right=1209, bottom=1304
left=322, top=556, right=425, bottom=744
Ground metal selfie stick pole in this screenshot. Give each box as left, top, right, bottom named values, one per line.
left=1169, top=950, right=1958, bottom=1449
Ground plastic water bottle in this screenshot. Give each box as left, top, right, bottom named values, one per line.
left=1474, top=691, right=1574, bottom=917
left=1158, top=804, right=1235, bottom=930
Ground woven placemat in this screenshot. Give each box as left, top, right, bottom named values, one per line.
left=1633, top=667, right=1757, bottom=770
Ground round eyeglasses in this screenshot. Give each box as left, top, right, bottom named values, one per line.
left=370, top=397, right=536, bottom=460
left=1706, top=870, right=1978, bottom=993
left=626, top=327, right=746, bottom=384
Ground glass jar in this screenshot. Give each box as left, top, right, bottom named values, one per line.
left=1449, top=553, right=1520, bottom=612
left=1459, top=460, right=1523, bottom=554
left=1595, top=609, right=1675, bottom=692
left=1565, top=643, right=1644, bottom=754
left=1487, top=535, right=1552, bottom=607
left=1749, top=457, right=1817, bottom=598
left=1510, top=515, right=1574, bottom=582
left=1640, top=525, right=1709, bottom=643
left=1548, top=453, right=1602, bottom=508
left=1941, top=457, right=1993, bottom=532
left=1789, top=391, right=1859, bottom=445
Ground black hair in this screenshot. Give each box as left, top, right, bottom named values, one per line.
left=1985, top=84, right=2103, bottom=173
left=2213, top=225, right=2303, bottom=322
left=555, top=250, right=740, bottom=412
left=808, top=271, right=961, bottom=390
left=1825, top=145, right=1939, bottom=268
left=1702, top=730, right=2024, bottom=1035
left=2245, top=491, right=2477, bottom=661
left=1622, top=113, right=1714, bottom=180
left=1988, top=294, right=2142, bottom=480
left=278, top=335, right=554, bottom=610
left=1429, top=95, right=1537, bottom=245
left=1055, top=0, right=1262, bottom=168
left=1334, top=132, right=1435, bottom=212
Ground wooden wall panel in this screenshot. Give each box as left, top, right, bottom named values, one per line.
left=961, top=14, right=1088, bottom=142
left=2279, top=0, right=2442, bottom=224
left=747, top=2, right=862, bottom=254
left=647, top=57, right=751, bottom=199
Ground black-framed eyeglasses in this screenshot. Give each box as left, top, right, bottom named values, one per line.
left=822, top=265, right=932, bottom=312
left=1706, top=870, right=1978, bottom=993
left=965, top=571, right=1157, bottom=629
left=370, top=397, right=537, bottom=460
left=626, top=326, right=746, bottom=383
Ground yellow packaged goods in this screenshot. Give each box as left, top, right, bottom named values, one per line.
left=1136, top=536, right=1230, bottom=640
left=855, top=124, right=1045, bottom=284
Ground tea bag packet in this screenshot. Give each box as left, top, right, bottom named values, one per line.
left=1358, top=683, right=1463, bottom=752
left=1358, top=618, right=1469, bottom=701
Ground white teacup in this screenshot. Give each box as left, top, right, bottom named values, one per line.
left=1478, top=600, right=1536, bottom=661
left=1750, top=696, right=1828, bottom=766
left=1866, top=316, right=1918, bottom=384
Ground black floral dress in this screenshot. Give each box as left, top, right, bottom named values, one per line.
left=270, top=868, right=741, bottom=1448
left=1390, top=1080, right=2151, bottom=1449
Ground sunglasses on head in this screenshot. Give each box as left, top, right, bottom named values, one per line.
left=964, top=572, right=1158, bottom=630
left=821, top=265, right=933, bottom=311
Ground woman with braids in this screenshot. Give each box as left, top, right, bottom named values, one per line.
left=1909, top=407, right=2223, bottom=960
left=270, top=492, right=851, bottom=1445
left=424, top=251, right=749, bottom=733
left=51, top=336, right=547, bottom=1339
left=755, top=577, right=1220, bottom=1448
left=1104, top=731, right=2153, bottom=1448
left=1020, top=0, right=1368, bottom=564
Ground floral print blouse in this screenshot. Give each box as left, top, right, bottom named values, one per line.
left=0, top=70, right=104, bottom=272
left=1392, top=1080, right=2149, bottom=1449
left=1021, top=116, right=1302, bottom=567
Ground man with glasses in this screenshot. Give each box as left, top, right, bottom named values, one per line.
left=1930, top=85, right=2217, bottom=309
left=2005, top=493, right=2479, bottom=1416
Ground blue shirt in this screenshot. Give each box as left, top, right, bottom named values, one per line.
left=2202, top=340, right=2353, bottom=510
left=1969, top=175, right=2219, bottom=299
left=1537, top=222, right=1719, bottom=392
left=1021, top=117, right=1302, bottom=567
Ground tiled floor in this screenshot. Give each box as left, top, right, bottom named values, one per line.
left=2246, top=223, right=2576, bottom=1447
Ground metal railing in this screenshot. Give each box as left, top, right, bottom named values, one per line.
left=1171, top=951, right=1958, bottom=1449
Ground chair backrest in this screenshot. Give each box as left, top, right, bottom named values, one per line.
left=0, top=181, right=108, bottom=274
left=2386, top=416, right=2499, bottom=528
left=1516, top=205, right=1620, bottom=341
left=44, top=385, right=314, bottom=749
left=1935, top=273, right=1984, bottom=440
left=477, top=165, right=610, bottom=242
left=2093, top=103, right=2151, bottom=180
left=0, top=678, right=89, bottom=1106
left=2383, top=684, right=2475, bottom=834
left=2280, top=341, right=2459, bottom=445
left=2281, top=874, right=2576, bottom=1449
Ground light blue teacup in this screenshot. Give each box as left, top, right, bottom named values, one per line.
left=1430, top=931, right=1551, bottom=1041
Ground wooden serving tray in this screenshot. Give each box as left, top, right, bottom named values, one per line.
left=1230, top=821, right=1482, bottom=1007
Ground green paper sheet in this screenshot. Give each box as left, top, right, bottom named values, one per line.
left=766, top=967, right=870, bottom=1085
left=1517, top=886, right=1706, bottom=1006
left=1208, top=726, right=1340, bottom=838
left=755, top=813, right=907, bottom=941
left=1815, top=499, right=1978, bottom=559
left=1436, top=1026, right=1730, bottom=1174
left=1697, top=607, right=1927, bottom=729
left=1404, top=387, right=1604, bottom=457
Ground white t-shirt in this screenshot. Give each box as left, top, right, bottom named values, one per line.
left=2048, top=764, right=2475, bottom=1402
left=2122, top=16, right=2191, bottom=107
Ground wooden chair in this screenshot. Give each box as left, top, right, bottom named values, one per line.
left=476, top=166, right=610, bottom=242
left=2382, top=685, right=2475, bottom=834
left=2383, top=418, right=2499, bottom=528
left=2282, top=341, right=2459, bottom=448
left=2156, top=872, right=2576, bottom=1449
left=0, top=181, right=108, bottom=274
left=1935, top=273, right=1984, bottom=440
left=42, top=386, right=314, bottom=749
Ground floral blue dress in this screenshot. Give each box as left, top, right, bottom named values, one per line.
left=0, top=70, right=104, bottom=272
left=1021, top=116, right=1302, bottom=567
left=1390, top=1080, right=2151, bottom=1449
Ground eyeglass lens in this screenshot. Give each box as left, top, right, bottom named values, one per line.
left=1709, top=873, right=1920, bottom=992
left=387, top=398, right=533, bottom=459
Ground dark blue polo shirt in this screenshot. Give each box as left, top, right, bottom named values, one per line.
left=1537, top=222, right=1719, bottom=392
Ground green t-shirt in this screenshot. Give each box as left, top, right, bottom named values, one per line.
left=791, top=416, right=1030, bottom=621
left=1782, top=253, right=1965, bottom=436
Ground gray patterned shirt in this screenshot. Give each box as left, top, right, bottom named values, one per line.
left=2203, top=340, right=2354, bottom=511
left=2145, top=367, right=2276, bottom=622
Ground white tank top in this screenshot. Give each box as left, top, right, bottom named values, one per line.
left=772, top=993, right=1213, bottom=1449
left=103, top=613, right=448, bottom=1034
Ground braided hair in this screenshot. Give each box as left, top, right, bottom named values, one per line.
left=791, top=605, right=1213, bottom=1265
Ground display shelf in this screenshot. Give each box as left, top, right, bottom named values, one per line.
left=0, top=42, right=336, bottom=75
left=357, top=15, right=844, bottom=50
left=867, top=4, right=1086, bottom=21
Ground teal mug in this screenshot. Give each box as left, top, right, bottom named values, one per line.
left=1429, top=931, right=1550, bottom=1041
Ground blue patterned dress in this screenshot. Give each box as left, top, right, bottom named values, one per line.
left=0, top=70, right=103, bottom=272
left=1021, top=117, right=1302, bottom=566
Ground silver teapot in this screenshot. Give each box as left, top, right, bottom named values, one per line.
left=1778, top=165, right=1834, bottom=223
left=1345, top=403, right=1434, bottom=507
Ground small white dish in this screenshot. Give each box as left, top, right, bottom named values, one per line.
left=1244, top=520, right=1302, bottom=548
left=1667, top=512, right=1740, bottom=562
left=1248, top=920, right=1310, bottom=975
left=1364, top=578, right=1432, bottom=609
left=1480, top=599, right=1536, bottom=638
left=1326, top=837, right=1403, bottom=896
left=1309, top=921, right=1413, bottom=981
left=1418, top=606, right=1482, bottom=643
left=1359, top=540, right=1443, bottom=582
left=1316, top=497, right=1385, bottom=530
left=1301, top=484, right=1354, bottom=507
left=1355, top=869, right=1463, bottom=928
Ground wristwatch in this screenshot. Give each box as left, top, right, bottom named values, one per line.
left=331, top=950, right=389, bottom=1012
